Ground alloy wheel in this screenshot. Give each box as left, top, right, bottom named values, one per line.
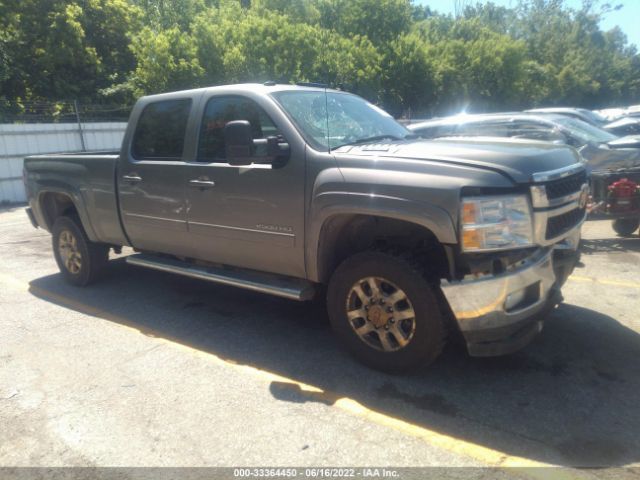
left=345, top=276, right=417, bottom=352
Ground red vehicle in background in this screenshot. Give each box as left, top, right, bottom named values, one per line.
left=590, top=170, right=640, bottom=236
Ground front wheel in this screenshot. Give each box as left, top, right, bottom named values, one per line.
left=327, top=251, right=446, bottom=372
left=52, top=215, right=109, bottom=286
left=612, top=218, right=640, bottom=237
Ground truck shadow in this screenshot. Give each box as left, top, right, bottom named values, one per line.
left=29, top=259, right=640, bottom=468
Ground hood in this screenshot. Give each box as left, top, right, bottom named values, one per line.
left=333, top=136, right=583, bottom=183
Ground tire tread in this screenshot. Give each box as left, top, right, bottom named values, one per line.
left=52, top=214, right=109, bottom=286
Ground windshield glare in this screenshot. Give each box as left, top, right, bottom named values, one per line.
left=272, top=90, right=409, bottom=151
left=553, top=116, right=618, bottom=144
left=582, top=109, right=607, bottom=124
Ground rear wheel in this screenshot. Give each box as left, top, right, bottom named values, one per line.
left=327, top=250, right=446, bottom=372
left=52, top=215, right=109, bottom=286
left=612, top=218, right=640, bottom=237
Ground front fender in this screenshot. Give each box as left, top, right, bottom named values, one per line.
left=306, top=190, right=457, bottom=282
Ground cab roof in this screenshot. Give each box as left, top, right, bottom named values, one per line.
left=139, top=82, right=344, bottom=102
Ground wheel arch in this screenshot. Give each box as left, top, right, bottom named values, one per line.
left=307, top=192, right=457, bottom=283
left=37, top=189, right=99, bottom=241
left=309, top=210, right=455, bottom=284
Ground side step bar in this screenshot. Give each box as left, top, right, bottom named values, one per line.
left=126, top=254, right=316, bottom=301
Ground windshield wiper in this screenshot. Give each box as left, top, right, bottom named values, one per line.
left=334, top=134, right=403, bottom=149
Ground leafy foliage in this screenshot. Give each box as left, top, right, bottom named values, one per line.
left=1, top=0, right=639, bottom=117
left=0, top=0, right=140, bottom=103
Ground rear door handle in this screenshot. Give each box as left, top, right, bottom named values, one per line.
left=122, top=174, right=142, bottom=183
left=189, top=179, right=216, bottom=189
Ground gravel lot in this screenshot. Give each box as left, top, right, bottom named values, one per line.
left=1, top=205, right=639, bottom=476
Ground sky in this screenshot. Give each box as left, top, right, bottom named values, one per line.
left=417, top=0, right=640, bottom=48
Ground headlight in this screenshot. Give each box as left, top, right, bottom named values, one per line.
left=461, top=195, right=534, bottom=252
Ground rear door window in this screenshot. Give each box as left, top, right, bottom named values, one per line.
left=132, top=99, right=192, bottom=160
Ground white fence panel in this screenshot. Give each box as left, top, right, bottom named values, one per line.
left=0, top=122, right=127, bottom=203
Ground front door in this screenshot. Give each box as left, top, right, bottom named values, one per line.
left=117, top=98, right=193, bottom=256
left=184, top=95, right=306, bottom=278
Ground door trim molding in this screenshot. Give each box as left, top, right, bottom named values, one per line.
left=188, top=221, right=295, bottom=237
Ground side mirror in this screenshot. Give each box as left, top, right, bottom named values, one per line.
left=224, top=120, right=291, bottom=167
left=224, top=120, right=255, bottom=166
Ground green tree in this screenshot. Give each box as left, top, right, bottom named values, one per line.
left=129, top=27, right=204, bottom=95
left=2, top=0, right=640, bottom=116
left=187, top=5, right=381, bottom=96
left=508, top=0, right=640, bottom=107
left=380, top=33, right=436, bottom=116
left=413, top=17, right=529, bottom=113
left=0, top=38, right=8, bottom=85
left=0, top=0, right=140, bottom=102
left=131, top=0, right=217, bottom=30
left=251, top=0, right=321, bottom=24
left=318, top=0, right=412, bottom=44
left=320, top=33, right=383, bottom=99
left=189, top=6, right=320, bottom=84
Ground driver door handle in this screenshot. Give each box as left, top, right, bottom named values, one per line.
left=122, top=174, right=142, bottom=183
left=189, top=178, right=216, bottom=189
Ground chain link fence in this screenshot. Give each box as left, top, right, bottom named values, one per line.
left=0, top=100, right=132, bottom=124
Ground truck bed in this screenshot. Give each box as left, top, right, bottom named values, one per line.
left=23, top=152, right=128, bottom=246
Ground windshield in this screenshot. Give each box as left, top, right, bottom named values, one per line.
left=553, top=116, right=618, bottom=144
left=580, top=109, right=607, bottom=124
left=271, top=90, right=410, bottom=151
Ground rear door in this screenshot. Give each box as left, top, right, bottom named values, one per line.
left=183, top=94, right=306, bottom=278
left=117, top=97, right=195, bottom=256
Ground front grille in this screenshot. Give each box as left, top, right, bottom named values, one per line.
left=546, top=208, right=585, bottom=240
left=543, top=171, right=587, bottom=200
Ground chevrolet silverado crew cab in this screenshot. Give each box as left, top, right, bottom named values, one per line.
left=23, top=83, right=587, bottom=371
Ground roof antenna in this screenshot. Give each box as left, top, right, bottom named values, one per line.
left=320, top=20, right=331, bottom=153
left=325, top=83, right=331, bottom=154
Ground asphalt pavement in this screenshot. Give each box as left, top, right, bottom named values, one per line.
left=1, top=206, right=639, bottom=477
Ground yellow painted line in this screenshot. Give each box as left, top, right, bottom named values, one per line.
left=0, top=271, right=594, bottom=478
left=569, top=275, right=640, bottom=289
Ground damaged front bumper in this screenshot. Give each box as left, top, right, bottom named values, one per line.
left=441, top=229, right=580, bottom=357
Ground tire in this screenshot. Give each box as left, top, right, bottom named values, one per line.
left=327, top=250, right=446, bottom=372
left=612, top=218, right=640, bottom=237
left=52, top=215, right=109, bottom=286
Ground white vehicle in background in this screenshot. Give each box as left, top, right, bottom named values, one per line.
left=408, top=112, right=640, bottom=173
left=528, top=107, right=640, bottom=136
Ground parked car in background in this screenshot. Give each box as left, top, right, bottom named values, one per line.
left=527, top=107, right=640, bottom=136
left=596, top=105, right=640, bottom=120
left=627, top=105, right=640, bottom=117
left=602, top=116, right=640, bottom=136
left=595, top=107, right=627, bottom=121
left=526, top=107, right=608, bottom=127
left=408, top=112, right=640, bottom=173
